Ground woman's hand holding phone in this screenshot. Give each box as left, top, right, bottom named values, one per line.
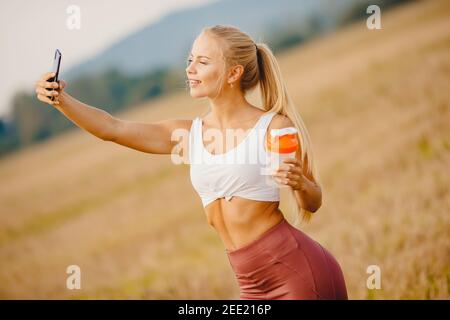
left=35, top=72, right=67, bottom=106
left=35, top=49, right=67, bottom=106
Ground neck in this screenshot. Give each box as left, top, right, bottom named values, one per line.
left=207, top=87, right=257, bottom=128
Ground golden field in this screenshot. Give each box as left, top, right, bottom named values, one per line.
left=0, top=0, right=448, bottom=299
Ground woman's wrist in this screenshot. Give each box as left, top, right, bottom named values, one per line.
left=55, top=90, right=70, bottom=109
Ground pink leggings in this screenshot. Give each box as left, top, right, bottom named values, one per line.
left=226, top=218, right=348, bottom=300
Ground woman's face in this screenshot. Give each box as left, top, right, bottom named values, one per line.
left=186, top=33, right=226, bottom=98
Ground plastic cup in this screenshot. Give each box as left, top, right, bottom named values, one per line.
left=263, top=127, right=299, bottom=188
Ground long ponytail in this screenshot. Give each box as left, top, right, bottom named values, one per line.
left=256, top=42, right=321, bottom=225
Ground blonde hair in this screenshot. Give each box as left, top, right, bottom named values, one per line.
left=202, top=24, right=322, bottom=225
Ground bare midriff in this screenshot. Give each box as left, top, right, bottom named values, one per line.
left=204, top=197, right=284, bottom=252
left=193, top=107, right=286, bottom=252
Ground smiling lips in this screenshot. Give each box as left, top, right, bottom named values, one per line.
left=189, top=79, right=201, bottom=86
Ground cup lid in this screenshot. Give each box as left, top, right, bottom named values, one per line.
left=270, top=127, right=298, bottom=137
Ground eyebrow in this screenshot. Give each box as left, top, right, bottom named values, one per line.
left=189, top=53, right=211, bottom=59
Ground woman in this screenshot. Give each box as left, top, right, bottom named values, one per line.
left=35, top=25, right=347, bottom=300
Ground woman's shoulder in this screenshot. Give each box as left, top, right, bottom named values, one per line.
left=267, top=112, right=294, bottom=131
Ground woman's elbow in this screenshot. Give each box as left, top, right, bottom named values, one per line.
left=307, top=196, right=322, bottom=213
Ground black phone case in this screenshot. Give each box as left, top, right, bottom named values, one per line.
left=47, top=49, right=62, bottom=101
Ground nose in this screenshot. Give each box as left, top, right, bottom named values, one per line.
left=185, top=60, right=197, bottom=74
left=186, top=65, right=195, bottom=74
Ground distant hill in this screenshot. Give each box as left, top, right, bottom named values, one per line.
left=64, top=0, right=357, bottom=80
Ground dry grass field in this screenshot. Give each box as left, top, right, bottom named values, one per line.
left=0, top=0, right=448, bottom=299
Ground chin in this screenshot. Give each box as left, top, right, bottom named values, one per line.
left=189, top=89, right=207, bottom=98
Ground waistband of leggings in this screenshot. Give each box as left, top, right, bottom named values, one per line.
left=226, top=218, right=292, bottom=268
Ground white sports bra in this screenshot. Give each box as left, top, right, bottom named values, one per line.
left=189, top=111, right=280, bottom=208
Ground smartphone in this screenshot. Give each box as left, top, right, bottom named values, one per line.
left=47, top=49, right=62, bottom=101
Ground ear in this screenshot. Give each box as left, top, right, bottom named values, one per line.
left=228, top=64, right=244, bottom=84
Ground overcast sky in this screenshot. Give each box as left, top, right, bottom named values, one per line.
left=0, top=0, right=216, bottom=120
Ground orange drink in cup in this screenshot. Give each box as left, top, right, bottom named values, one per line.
left=264, top=127, right=299, bottom=187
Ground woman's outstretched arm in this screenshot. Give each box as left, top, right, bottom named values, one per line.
left=56, top=90, right=116, bottom=141
left=108, top=117, right=192, bottom=155
left=35, top=72, right=118, bottom=141
left=35, top=72, right=191, bottom=155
